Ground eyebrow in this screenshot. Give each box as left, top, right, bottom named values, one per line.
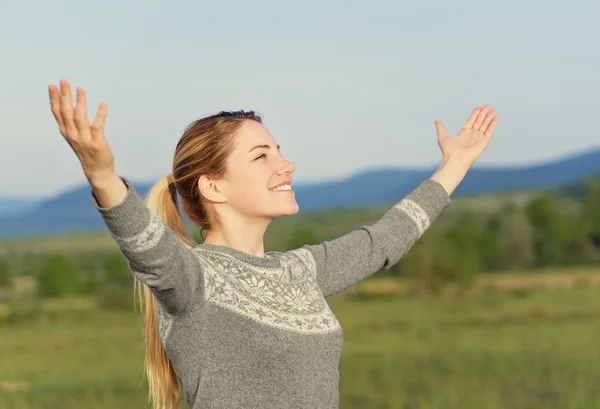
left=249, top=144, right=280, bottom=153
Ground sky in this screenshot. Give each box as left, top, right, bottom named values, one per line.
left=1, top=0, right=599, bottom=198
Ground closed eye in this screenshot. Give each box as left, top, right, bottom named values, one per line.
left=254, top=153, right=267, bottom=161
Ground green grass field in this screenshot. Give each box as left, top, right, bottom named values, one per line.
left=3, top=285, right=600, bottom=409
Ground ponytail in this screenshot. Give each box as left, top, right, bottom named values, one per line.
left=145, top=175, right=193, bottom=248
left=134, top=175, right=190, bottom=409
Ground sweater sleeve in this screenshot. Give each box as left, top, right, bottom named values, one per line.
left=92, top=178, right=203, bottom=315
left=304, top=179, right=451, bottom=297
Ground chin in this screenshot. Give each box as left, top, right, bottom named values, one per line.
left=284, top=205, right=300, bottom=216
left=273, top=202, right=300, bottom=217
left=276, top=203, right=300, bottom=217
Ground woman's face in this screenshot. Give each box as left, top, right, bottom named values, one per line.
left=201, top=120, right=299, bottom=223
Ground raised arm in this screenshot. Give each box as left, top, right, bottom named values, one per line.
left=304, top=106, right=498, bottom=297
left=48, top=80, right=203, bottom=315
left=305, top=167, right=453, bottom=297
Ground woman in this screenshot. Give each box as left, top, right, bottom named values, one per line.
left=48, top=80, right=497, bottom=409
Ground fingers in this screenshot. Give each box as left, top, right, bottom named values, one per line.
left=91, top=102, right=108, bottom=140
left=50, top=81, right=104, bottom=144
left=472, top=105, right=490, bottom=130
left=480, top=108, right=496, bottom=132
left=48, top=85, right=66, bottom=136
left=463, top=107, right=481, bottom=129
left=59, top=80, right=78, bottom=139
left=74, top=87, right=91, bottom=141
left=465, top=105, right=497, bottom=134
left=484, top=117, right=498, bottom=138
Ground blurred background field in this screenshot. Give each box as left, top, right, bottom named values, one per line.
left=3, top=177, right=600, bottom=408
left=3, top=275, right=600, bottom=409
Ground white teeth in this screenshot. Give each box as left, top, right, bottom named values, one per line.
left=271, top=184, right=291, bottom=191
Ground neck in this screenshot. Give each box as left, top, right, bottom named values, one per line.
left=203, top=214, right=271, bottom=258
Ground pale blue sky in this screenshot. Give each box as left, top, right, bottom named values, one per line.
left=1, top=0, right=598, bottom=197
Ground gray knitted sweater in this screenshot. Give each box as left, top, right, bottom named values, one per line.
left=93, top=178, right=451, bottom=409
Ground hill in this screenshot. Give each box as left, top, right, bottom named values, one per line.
left=0, top=199, right=39, bottom=217
left=1, top=147, right=600, bottom=239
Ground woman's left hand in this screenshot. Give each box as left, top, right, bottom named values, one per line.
left=435, top=106, right=498, bottom=169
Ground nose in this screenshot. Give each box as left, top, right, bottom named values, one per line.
left=276, top=156, right=296, bottom=175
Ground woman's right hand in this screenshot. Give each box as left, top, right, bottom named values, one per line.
left=49, top=80, right=116, bottom=186
left=49, top=80, right=127, bottom=208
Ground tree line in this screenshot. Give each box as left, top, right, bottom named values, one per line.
left=1, top=183, right=600, bottom=305
left=384, top=184, right=600, bottom=293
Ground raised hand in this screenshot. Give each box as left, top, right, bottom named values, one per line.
left=49, top=80, right=116, bottom=185
left=434, top=106, right=498, bottom=169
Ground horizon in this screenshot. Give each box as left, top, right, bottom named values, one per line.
left=2, top=1, right=599, bottom=197
left=3, top=144, right=599, bottom=201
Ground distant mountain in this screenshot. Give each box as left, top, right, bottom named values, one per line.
left=0, top=199, right=39, bottom=217
left=2, top=147, right=600, bottom=239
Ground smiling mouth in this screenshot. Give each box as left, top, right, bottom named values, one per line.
left=269, top=183, right=293, bottom=192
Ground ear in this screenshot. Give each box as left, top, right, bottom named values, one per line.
left=198, top=175, right=227, bottom=203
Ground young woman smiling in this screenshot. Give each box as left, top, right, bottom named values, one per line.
left=48, top=79, right=497, bottom=409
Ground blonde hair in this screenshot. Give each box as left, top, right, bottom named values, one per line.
left=135, top=110, right=262, bottom=409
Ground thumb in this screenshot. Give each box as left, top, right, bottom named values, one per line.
left=435, top=120, right=447, bottom=142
